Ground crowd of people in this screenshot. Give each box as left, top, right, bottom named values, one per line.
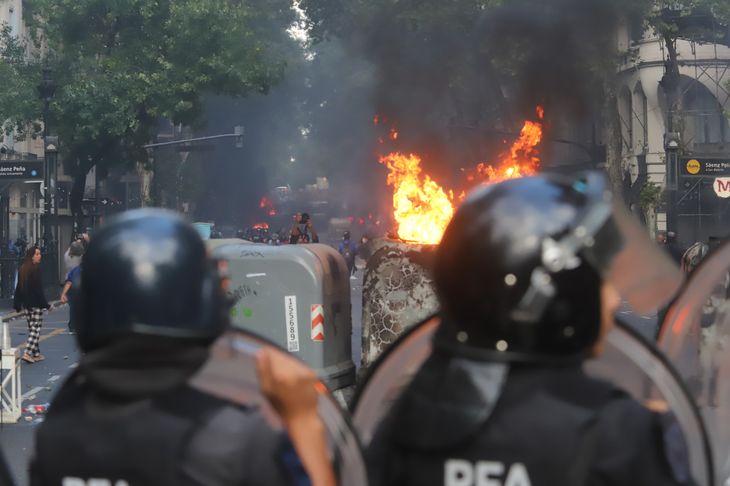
left=0, top=171, right=703, bottom=485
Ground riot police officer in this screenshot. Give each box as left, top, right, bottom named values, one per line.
left=30, top=209, right=335, bottom=486
left=366, top=172, right=693, bottom=485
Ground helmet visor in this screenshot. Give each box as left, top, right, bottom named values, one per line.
left=586, top=203, right=683, bottom=313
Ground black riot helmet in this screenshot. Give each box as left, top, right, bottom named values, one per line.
left=434, top=171, right=681, bottom=362
left=72, top=209, right=229, bottom=352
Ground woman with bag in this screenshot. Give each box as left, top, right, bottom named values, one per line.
left=13, top=246, right=50, bottom=363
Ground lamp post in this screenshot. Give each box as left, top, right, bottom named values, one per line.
left=665, top=132, right=681, bottom=235
left=37, top=68, right=57, bottom=283
left=37, top=68, right=56, bottom=247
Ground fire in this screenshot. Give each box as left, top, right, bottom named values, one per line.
left=379, top=106, right=544, bottom=244
left=258, top=196, right=278, bottom=216
left=466, top=107, right=544, bottom=186
left=379, top=153, right=454, bottom=245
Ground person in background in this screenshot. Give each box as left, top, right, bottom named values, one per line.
left=665, top=232, right=685, bottom=265
left=13, top=246, right=50, bottom=364
left=338, top=231, right=358, bottom=279
left=290, top=212, right=319, bottom=244
left=64, top=237, right=86, bottom=276
left=60, top=240, right=85, bottom=333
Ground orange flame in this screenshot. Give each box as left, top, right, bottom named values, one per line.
left=259, top=196, right=278, bottom=216
left=467, top=106, right=544, bottom=187
left=380, top=106, right=544, bottom=244
left=379, top=153, right=454, bottom=244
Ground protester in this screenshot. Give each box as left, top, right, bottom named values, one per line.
left=31, top=210, right=336, bottom=486
left=59, top=240, right=85, bottom=333
left=289, top=212, right=319, bottom=244
left=338, top=231, right=358, bottom=278
left=63, top=238, right=85, bottom=277
left=13, top=246, right=50, bottom=364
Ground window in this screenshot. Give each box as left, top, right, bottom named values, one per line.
left=683, top=82, right=728, bottom=145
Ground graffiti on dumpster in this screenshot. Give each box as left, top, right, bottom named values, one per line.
left=284, top=295, right=300, bottom=352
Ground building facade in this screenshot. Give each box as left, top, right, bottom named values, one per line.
left=1, top=0, right=74, bottom=283
left=616, top=24, right=730, bottom=248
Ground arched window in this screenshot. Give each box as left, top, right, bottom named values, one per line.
left=683, top=81, right=728, bottom=145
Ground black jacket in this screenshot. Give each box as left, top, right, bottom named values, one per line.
left=13, top=265, right=49, bottom=311
left=30, top=339, right=309, bottom=486
left=367, top=354, right=694, bottom=486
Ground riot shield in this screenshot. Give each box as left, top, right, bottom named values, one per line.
left=659, top=241, right=730, bottom=485
left=189, top=328, right=367, bottom=486
left=353, top=316, right=713, bottom=486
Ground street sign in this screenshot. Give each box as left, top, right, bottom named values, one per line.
left=713, top=177, right=730, bottom=198
left=681, top=157, right=730, bottom=176
left=0, top=161, right=43, bottom=180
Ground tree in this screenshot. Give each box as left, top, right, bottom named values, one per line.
left=7, top=0, right=293, bottom=230
left=649, top=1, right=730, bottom=144
left=0, top=25, right=42, bottom=139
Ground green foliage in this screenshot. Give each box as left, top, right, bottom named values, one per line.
left=0, top=24, right=42, bottom=138
left=646, top=1, right=730, bottom=45
left=5, top=0, right=294, bottom=219
left=639, top=181, right=663, bottom=209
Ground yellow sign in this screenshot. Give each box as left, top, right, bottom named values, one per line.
left=686, top=159, right=701, bottom=175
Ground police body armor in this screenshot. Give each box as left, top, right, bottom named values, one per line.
left=354, top=173, right=715, bottom=486
left=356, top=317, right=710, bottom=486
left=32, top=377, right=291, bottom=486
left=32, top=330, right=367, bottom=486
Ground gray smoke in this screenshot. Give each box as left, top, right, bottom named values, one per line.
left=194, top=0, right=643, bottom=226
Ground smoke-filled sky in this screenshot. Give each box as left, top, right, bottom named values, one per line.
left=194, top=0, right=642, bottom=227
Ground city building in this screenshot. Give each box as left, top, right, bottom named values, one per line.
left=616, top=20, right=730, bottom=247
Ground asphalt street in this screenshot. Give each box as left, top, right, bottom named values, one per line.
left=0, top=306, right=78, bottom=485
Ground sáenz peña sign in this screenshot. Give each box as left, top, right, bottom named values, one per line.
left=0, top=161, right=43, bottom=180
left=681, top=157, right=730, bottom=177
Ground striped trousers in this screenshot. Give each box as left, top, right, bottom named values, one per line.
left=25, top=308, right=44, bottom=357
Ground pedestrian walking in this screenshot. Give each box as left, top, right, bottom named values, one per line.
left=13, top=246, right=50, bottom=364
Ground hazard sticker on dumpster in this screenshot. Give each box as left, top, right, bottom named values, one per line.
left=284, top=296, right=300, bottom=352
left=311, top=304, right=324, bottom=342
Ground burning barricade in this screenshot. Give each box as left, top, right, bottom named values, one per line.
left=360, top=107, right=545, bottom=368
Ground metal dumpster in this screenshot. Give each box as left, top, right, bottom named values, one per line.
left=209, top=241, right=355, bottom=390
